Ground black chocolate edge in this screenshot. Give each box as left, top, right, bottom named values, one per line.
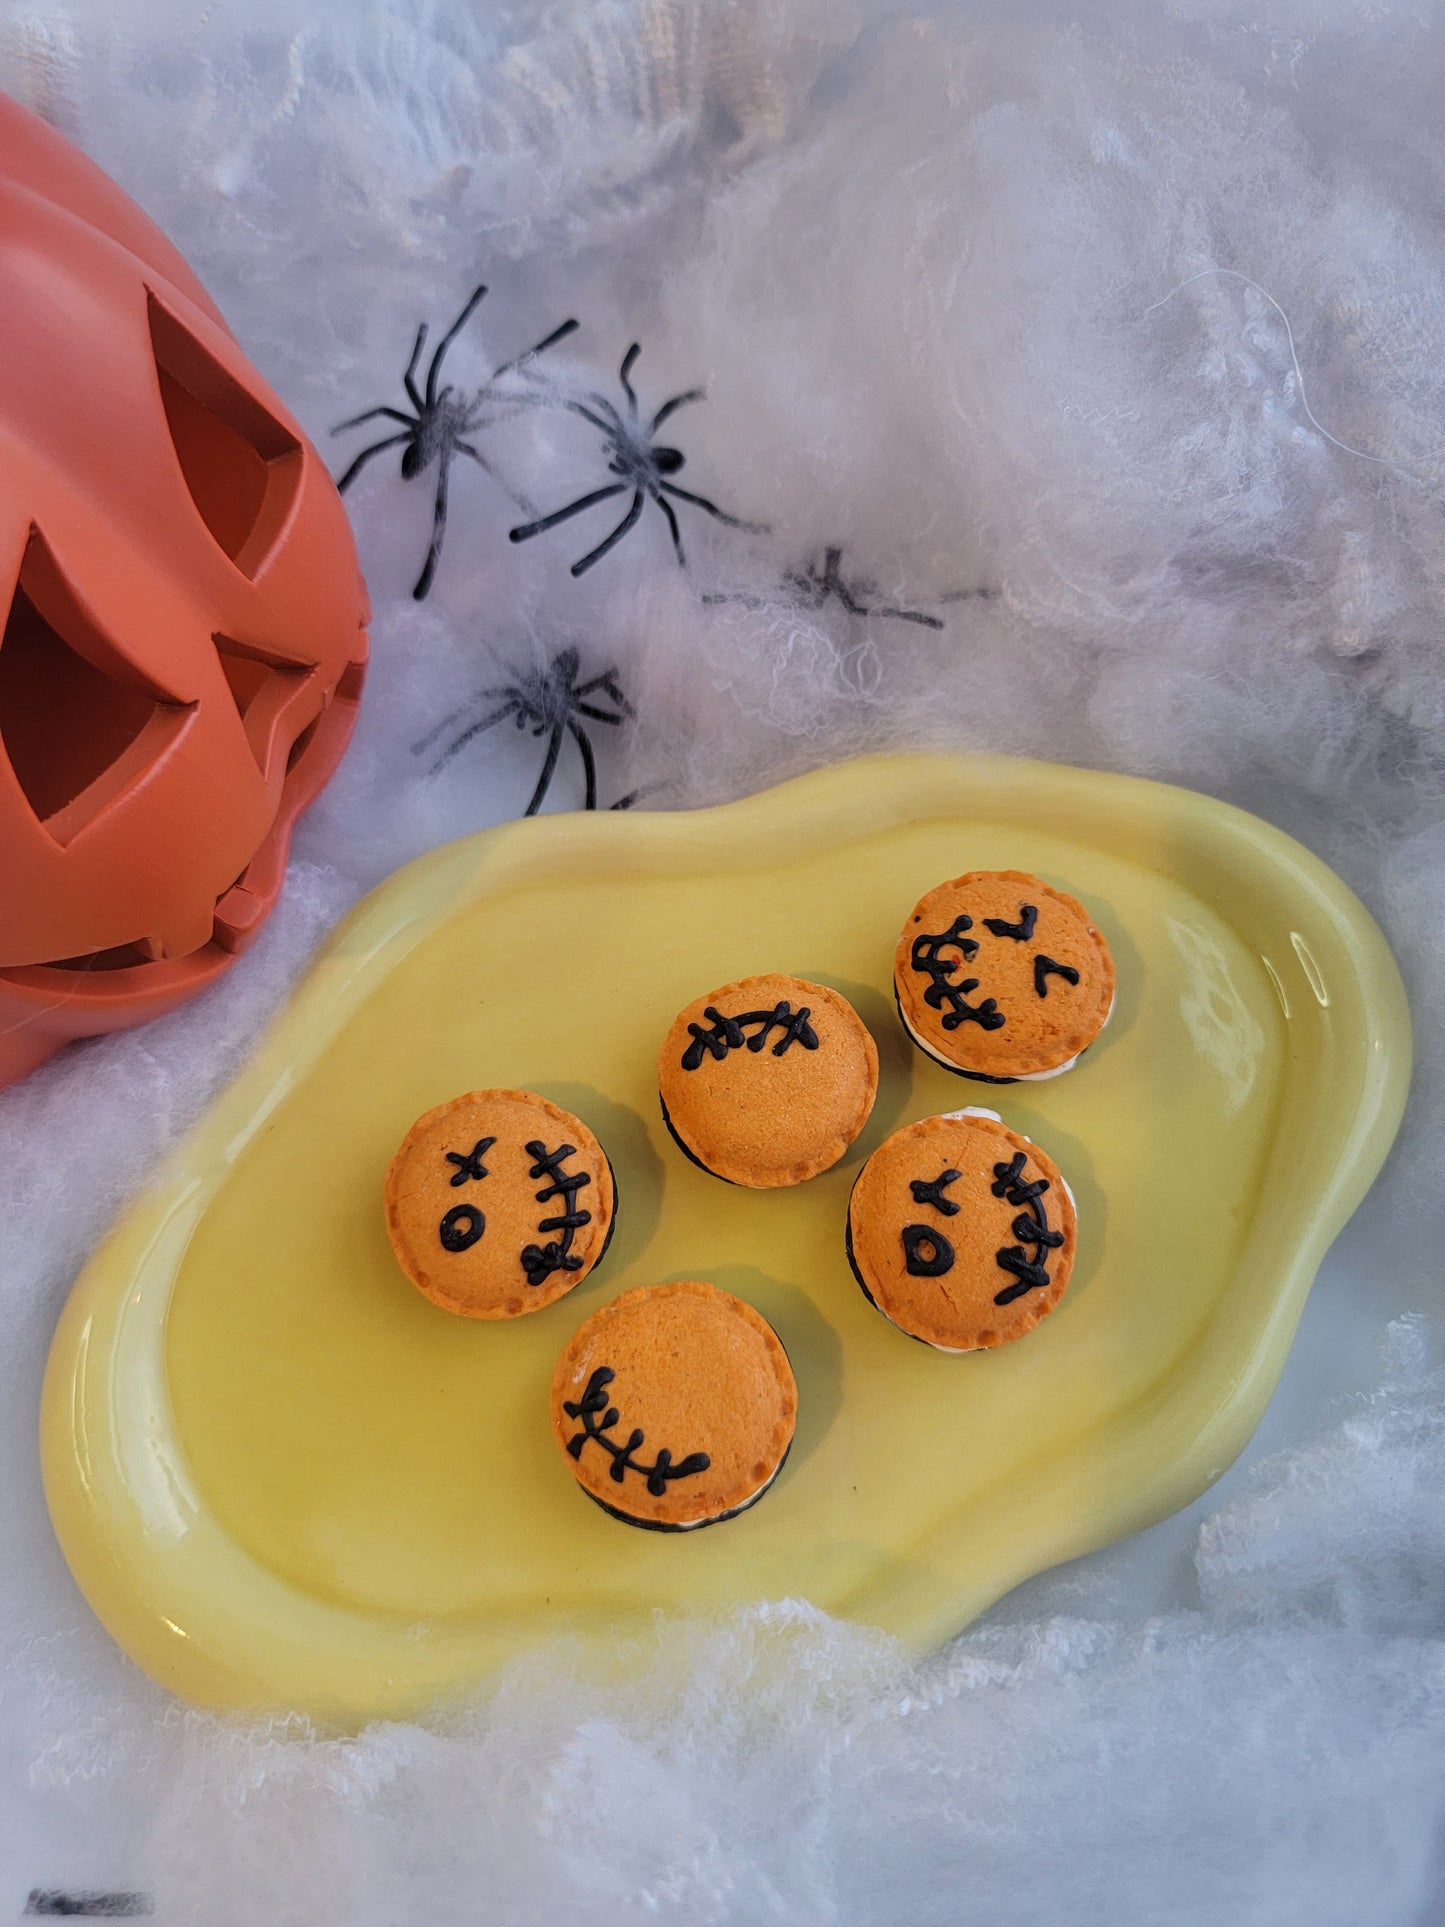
left=596, top=1154, right=619, bottom=1268
left=657, top=1091, right=741, bottom=1185
left=581, top=1436, right=795, bottom=1532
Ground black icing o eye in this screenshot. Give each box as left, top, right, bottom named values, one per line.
left=438, top=1204, right=485, bottom=1252
left=901, top=1224, right=955, bottom=1277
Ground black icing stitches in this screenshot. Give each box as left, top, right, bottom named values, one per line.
left=982, top=903, right=1038, bottom=943
left=521, top=1140, right=594, bottom=1286
left=909, top=916, right=1006, bottom=1033
left=681, top=1001, right=820, bottom=1070
left=564, top=1367, right=711, bottom=1495
left=1034, top=954, right=1081, bottom=998
left=989, top=1151, right=1066, bottom=1305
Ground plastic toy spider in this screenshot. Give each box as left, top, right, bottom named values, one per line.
left=333, top=284, right=578, bottom=600
left=508, top=343, right=764, bottom=576
left=783, top=546, right=944, bottom=629
left=414, top=646, right=638, bottom=815
left=703, top=545, right=946, bottom=628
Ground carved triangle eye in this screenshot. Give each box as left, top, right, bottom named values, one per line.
left=148, top=292, right=302, bottom=578
left=0, top=530, right=192, bottom=845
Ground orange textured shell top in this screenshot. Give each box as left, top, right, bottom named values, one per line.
left=658, top=973, right=878, bottom=1186
left=847, top=1111, right=1077, bottom=1350
left=386, top=1090, right=616, bottom=1319
left=894, top=871, right=1114, bottom=1080
left=550, top=1281, right=798, bottom=1529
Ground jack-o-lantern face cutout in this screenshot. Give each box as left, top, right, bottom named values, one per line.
left=894, top=871, right=1115, bottom=1081
left=0, top=96, right=368, bottom=1087
left=385, top=1091, right=618, bottom=1319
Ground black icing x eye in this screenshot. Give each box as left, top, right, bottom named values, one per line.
left=149, top=292, right=301, bottom=578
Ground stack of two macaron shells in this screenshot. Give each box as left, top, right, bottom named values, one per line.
left=384, top=1086, right=797, bottom=1532
left=662, top=873, right=1111, bottom=1353
left=852, top=868, right=1112, bottom=1350
left=383, top=870, right=1113, bottom=1527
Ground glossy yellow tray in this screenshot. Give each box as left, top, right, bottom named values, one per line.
left=41, top=753, right=1410, bottom=1721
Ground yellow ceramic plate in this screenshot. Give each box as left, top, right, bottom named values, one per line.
left=41, top=753, right=1410, bottom=1721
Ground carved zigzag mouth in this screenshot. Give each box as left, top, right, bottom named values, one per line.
left=0, top=656, right=362, bottom=991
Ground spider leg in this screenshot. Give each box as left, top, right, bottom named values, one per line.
left=412, top=698, right=476, bottom=757
left=653, top=489, right=686, bottom=567
left=571, top=489, right=644, bottom=576
left=510, top=484, right=628, bottom=544
left=658, top=481, right=768, bottom=532
left=575, top=669, right=627, bottom=701
left=576, top=672, right=632, bottom=719
left=618, top=344, right=642, bottom=419
left=413, top=450, right=454, bottom=600
left=404, top=325, right=428, bottom=411
left=824, top=550, right=882, bottom=617
left=332, top=404, right=415, bottom=435
left=427, top=284, right=488, bottom=407
left=567, top=720, right=599, bottom=810
left=524, top=725, right=565, bottom=816
left=649, top=388, right=704, bottom=434
left=567, top=398, right=621, bottom=437
left=334, top=431, right=414, bottom=494
left=877, top=605, right=945, bottom=630
left=422, top=699, right=521, bottom=771
left=575, top=700, right=628, bottom=726
left=490, top=317, right=580, bottom=381
left=456, top=440, right=534, bottom=515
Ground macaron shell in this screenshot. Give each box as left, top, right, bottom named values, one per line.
left=894, top=871, right=1114, bottom=1079
left=658, top=973, right=879, bottom=1186
left=550, top=1281, right=798, bottom=1528
left=847, top=1112, right=1076, bottom=1350
left=386, top=1090, right=615, bottom=1319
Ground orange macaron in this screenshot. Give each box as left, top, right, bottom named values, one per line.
left=658, top=972, right=878, bottom=1186
left=845, top=1109, right=1077, bottom=1351
left=550, top=1281, right=797, bottom=1529
left=385, top=1089, right=615, bottom=1318
left=894, top=870, right=1114, bottom=1082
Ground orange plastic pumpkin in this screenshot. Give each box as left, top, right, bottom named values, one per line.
left=0, top=95, right=368, bottom=1088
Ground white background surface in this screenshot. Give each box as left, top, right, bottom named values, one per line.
left=1, top=2, right=1443, bottom=1919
